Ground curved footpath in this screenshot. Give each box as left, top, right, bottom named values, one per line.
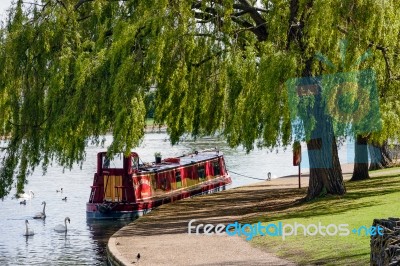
left=107, top=165, right=357, bottom=266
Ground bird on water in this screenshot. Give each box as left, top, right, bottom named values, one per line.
left=54, top=217, right=70, bottom=232
left=23, top=220, right=34, bottom=236
left=33, top=201, right=46, bottom=219
left=18, top=190, right=34, bottom=199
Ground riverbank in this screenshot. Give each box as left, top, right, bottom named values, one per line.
left=145, top=118, right=167, bottom=133
left=106, top=164, right=351, bottom=265
left=107, top=164, right=400, bottom=265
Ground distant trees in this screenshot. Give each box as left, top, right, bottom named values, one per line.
left=144, top=91, right=155, bottom=119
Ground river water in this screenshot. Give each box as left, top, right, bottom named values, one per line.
left=0, top=133, right=354, bottom=265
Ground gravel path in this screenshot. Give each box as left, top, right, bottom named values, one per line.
left=107, top=163, right=360, bottom=265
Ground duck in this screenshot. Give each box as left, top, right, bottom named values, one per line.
left=18, top=190, right=34, bottom=199
left=56, top=188, right=63, bottom=193
left=54, top=217, right=70, bottom=232
left=33, top=201, right=46, bottom=219
left=19, top=199, right=27, bottom=205
left=23, top=220, right=34, bottom=236
left=62, top=197, right=67, bottom=201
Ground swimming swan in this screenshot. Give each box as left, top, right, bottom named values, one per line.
left=33, top=201, right=46, bottom=219
left=23, top=220, right=34, bottom=236
left=54, top=217, right=70, bottom=232
left=18, top=190, right=34, bottom=199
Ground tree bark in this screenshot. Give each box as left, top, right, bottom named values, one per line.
left=306, top=132, right=346, bottom=199
left=351, top=135, right=370, bottom=181
left=305, top=92, right=346, bottom=200
left=369, top=141, right=393, bottom=170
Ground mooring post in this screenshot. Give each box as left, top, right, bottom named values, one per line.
left=298, top=164, right=301, bottom=189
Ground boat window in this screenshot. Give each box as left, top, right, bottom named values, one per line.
left=103, top=156, right=110, bottom=168
left=132, top=156, right=139, bottom=171
left=102, top=154, right=123, bottom=169
left=213, top=161, right=220, bottom=176
left=176, top=171, right=182, bottom=189
left=198, top=165, right=205, bottom=180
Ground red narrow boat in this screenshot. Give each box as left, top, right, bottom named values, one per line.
left=86, top=149, right=232, bottom=220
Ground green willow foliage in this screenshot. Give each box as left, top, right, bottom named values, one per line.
left=1, top=0, right=400, bottom=197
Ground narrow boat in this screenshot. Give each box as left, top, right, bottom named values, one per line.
left=86, top=149, right=232, bottom=220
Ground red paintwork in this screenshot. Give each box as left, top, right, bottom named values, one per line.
left=86, top=150, right=232, bottom=219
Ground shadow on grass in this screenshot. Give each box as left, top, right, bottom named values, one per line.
left=237, top=175, right=400, bottom=224
left=299, top=252, right=369, bottom=266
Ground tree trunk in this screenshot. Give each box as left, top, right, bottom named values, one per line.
left=351, top=135, right=370, bottom=181
left=369, top=141, right=392, bottom=170
left=306, top=136, right=346, bottom=199
left=305, top=93, right=346, bottom=200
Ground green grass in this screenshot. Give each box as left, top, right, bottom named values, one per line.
left=146, top=118, right=154, bottom=126
left=246, top=170, right=400, bottom=265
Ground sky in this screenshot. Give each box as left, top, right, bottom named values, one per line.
left=0, top=0, right=13, bottom=21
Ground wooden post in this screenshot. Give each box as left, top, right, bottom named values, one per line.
left=298, top=164, right=301, bottom=189
left=293, top=141, right=302, bottom=189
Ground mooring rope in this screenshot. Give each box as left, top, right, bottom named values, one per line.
left=228, top=170, right=271, bottom=181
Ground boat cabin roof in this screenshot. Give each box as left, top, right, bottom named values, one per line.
left=138, top=150, right=223, bottom=173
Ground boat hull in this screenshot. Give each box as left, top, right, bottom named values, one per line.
left=86, top=180, right=230, bottom=220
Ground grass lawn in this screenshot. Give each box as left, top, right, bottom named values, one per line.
left=246, top=169, right=400, bottom=265
left=145, top=118, right=154, bottom=127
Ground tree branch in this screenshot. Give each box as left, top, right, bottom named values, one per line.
left=192, top=1, right=268, bottom=41
left=74, top=0, right=93, bottom=10
left=191, top=50, right=225, bottom=67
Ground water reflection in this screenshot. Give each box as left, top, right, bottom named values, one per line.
left=87, top=219, right=135, bottom=264
left=25, top=235, right=33, bottom=244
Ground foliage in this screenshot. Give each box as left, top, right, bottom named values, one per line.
left=144, top=91, right=155, bottom=119
left=1, top=0, right=400, bottom=197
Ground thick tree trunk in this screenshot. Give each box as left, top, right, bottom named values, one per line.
left=351, top=135, right=370, bottom=181
left=307, top=135, right=346, bottom=199
left=305, top=94, right=346, bottom=200
left=369, top=141, right=392, bottom=170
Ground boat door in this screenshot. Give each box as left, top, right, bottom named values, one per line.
left=101, top=154, right=123, bottom=202
left=103, top=174, right=123, bottom=202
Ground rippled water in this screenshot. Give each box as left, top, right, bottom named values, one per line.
left=0, top=133, right=353, bottom=265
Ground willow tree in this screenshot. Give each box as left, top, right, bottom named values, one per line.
left=350, top=2, right=400, bottom=180
left=1, top=0, right=400, bottom=199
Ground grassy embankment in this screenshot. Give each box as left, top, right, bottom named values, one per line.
left=146, top=118, right=154, bottom=127
left=246, top=168, right=400, bottom=265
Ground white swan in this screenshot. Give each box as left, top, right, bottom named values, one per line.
left=23, top=220, right=34, bottom=236
left=18, top=190, right=34, bottom=199
left=33, top=201, right=46, bottom=219
left=54, top=217, right=70, bottom=232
